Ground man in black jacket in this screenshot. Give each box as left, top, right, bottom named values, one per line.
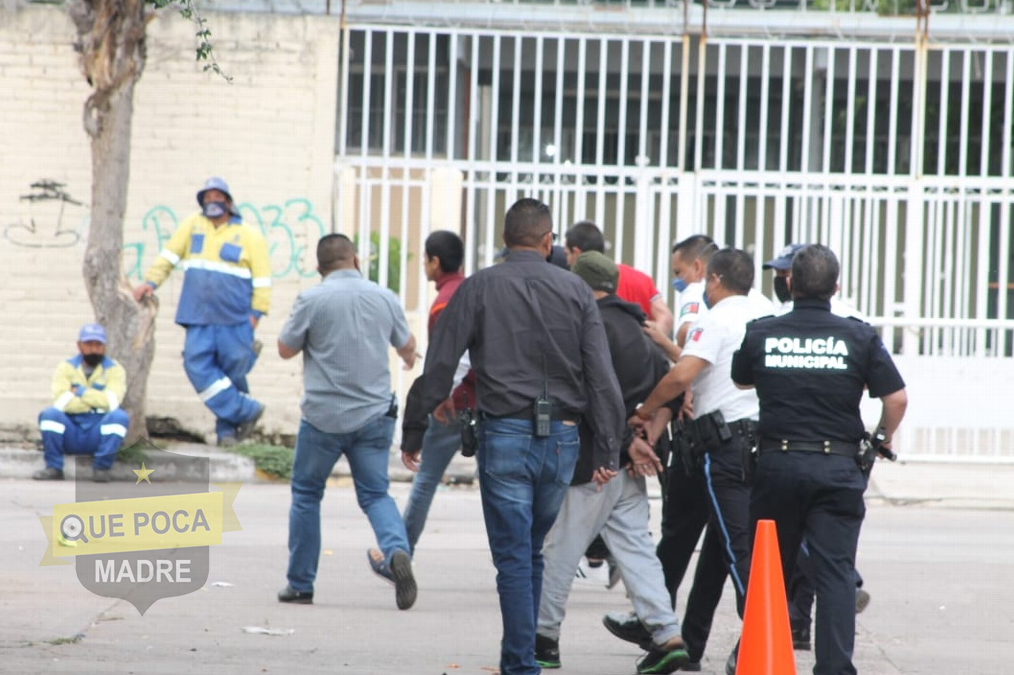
left=535, top=251, right=689, bottom=675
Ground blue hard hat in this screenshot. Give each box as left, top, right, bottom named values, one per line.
left=196, top=177, right=234, bottom=206
left=762, top=243, right=806, bottom=271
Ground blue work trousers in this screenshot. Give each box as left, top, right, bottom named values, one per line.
left=477, top=418, right=579, bottom=675
left=183, top=322, right=261, bottom=441
left=38, top=407, right=129, bottom=471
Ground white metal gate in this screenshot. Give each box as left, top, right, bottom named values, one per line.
left=335, top=24, right=1014, bottom=460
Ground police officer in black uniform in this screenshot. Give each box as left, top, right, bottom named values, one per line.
left=731, top=244, right=907, bottom=675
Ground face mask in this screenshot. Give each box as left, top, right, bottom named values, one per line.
left=702, top=289, right=712, bottom=310
left=773, top=276, right=792, bottom=304
left=202, top=201, right=229, bottom=219
left=672, top=278, right=688, bottom=294
left=82, top=353, right=103, bottom=367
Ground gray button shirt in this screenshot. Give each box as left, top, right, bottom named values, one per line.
left=278, top=268, right=411, bottom=434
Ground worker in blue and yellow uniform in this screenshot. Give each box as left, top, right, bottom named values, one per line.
left=34, top=323, right=129, bottom=483
left=133, top=177, right=271, bottom=446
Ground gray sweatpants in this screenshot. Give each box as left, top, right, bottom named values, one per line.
left=537, top=470, right=680, bottom=646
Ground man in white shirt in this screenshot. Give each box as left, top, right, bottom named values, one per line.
left=615, top=248, right=773, bottom=675
left=647, top=235, right=772, bottom=363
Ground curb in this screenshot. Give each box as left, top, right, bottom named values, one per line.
left=0, top=448, right=255, bottom=483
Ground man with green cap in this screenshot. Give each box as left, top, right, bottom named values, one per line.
left=535, top=251, right=690, bottom=674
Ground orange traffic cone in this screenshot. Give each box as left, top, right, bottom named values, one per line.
left=736, top=519, right=796, bottom=675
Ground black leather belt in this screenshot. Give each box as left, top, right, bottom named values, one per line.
left=759, top=438, right=859, bottom=457
left=481, top=410, right=581, bottom=424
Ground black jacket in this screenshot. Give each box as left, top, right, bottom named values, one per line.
left=572, top=294, right=677, bottom=485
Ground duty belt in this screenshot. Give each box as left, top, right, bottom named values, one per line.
left=758, top=438, right=859, bottom=457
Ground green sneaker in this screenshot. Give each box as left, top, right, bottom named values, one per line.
left=535, top=633, right=561, bottom=669
left=636, top=641, right=690, bottom=674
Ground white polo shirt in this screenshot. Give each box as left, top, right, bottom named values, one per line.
left=681, top=293, right=774, bottom=422
left=678, top=283, right=774, bottom=332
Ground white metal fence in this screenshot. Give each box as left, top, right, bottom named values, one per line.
left=335, top=24, right=1014, bottom=460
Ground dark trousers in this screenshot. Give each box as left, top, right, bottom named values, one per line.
left=788, top=541, right=865, bottom=630
left=656, top=434, right=751, bottom=662
left=751, top=451, right=866, bottom=675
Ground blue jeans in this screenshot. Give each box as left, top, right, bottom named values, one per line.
left=402, top=415, right=463, bottom=553
left=477, top=418, right=580, bottom=675
left=286, top=415, right=410, bottom=593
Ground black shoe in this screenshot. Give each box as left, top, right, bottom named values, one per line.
left=277, top=585, right=313, bottom=604
left=678, top=661, right=702, bottom=672
left=32, top=467, right=64, bottom=481
left=791, top=625, right=812, bottom=651
left=236, top=404, right=265, bottom=442
left=390, top=549, right=417, bottom=610
left=725, top=642, right=739, bottom=675
left=535, top=633, right=561, bottom=669
left=92, top=469, right=111, bottom=483
left=637, top=638, right=690, bottom=675
left=602, top=611, right=654, bottom=651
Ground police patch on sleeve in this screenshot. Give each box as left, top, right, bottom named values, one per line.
left=764, top=336, right=848, bottom=370
left=680, top=302, right=700, bottom=318
left=688, top=327, right=704, bottom=342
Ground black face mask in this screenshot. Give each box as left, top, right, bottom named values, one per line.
left=774, top=276, right=792, bottom=304
left=82, top=353, right=104, bottom=367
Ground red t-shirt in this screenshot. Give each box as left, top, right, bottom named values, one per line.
left=616, top=263, right=662, bottom=319
left=429, top=272, right=476, bottom=410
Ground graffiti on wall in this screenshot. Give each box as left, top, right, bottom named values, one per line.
left=3, top=180, right=85, bottom=248
left=123, top=198, right=327, bottom=281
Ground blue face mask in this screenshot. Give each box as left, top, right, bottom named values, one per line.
left=202, top=201, right=229, bottom=219
left=702, top=289, right=712, bottom=309
left=672, top=278, right=688, bottom=294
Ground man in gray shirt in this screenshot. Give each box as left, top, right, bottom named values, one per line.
left=276, top=234, right=419, bottom=610
left=420, top=198, right=625, bottom=675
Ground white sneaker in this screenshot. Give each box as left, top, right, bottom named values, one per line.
left=574, top=556, right=610, bottom=586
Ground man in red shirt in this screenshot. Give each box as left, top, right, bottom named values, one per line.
left=397, top=231, right=476, bottom=555
left=564, top=222, right=673, bottom=337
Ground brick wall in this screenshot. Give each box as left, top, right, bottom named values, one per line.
left=0, top=6, right=365, bottom=441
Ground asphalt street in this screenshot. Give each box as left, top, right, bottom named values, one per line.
left=1, top=459, right=1013, bottom=675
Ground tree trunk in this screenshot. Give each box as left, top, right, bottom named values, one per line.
left=71, top=0, right=157, bottom=444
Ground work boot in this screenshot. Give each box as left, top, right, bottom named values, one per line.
left=92, top=468, right=111, bottom=483
left=236, top=404, right=265, bottom=442
left=32, top=467, right=64, bottom=481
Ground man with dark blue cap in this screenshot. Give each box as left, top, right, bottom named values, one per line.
left=35, top=324, right=129, bottom=482
left=133, top=177, right=271, bottom=446
left=762, top=242, right=870, bottom=651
